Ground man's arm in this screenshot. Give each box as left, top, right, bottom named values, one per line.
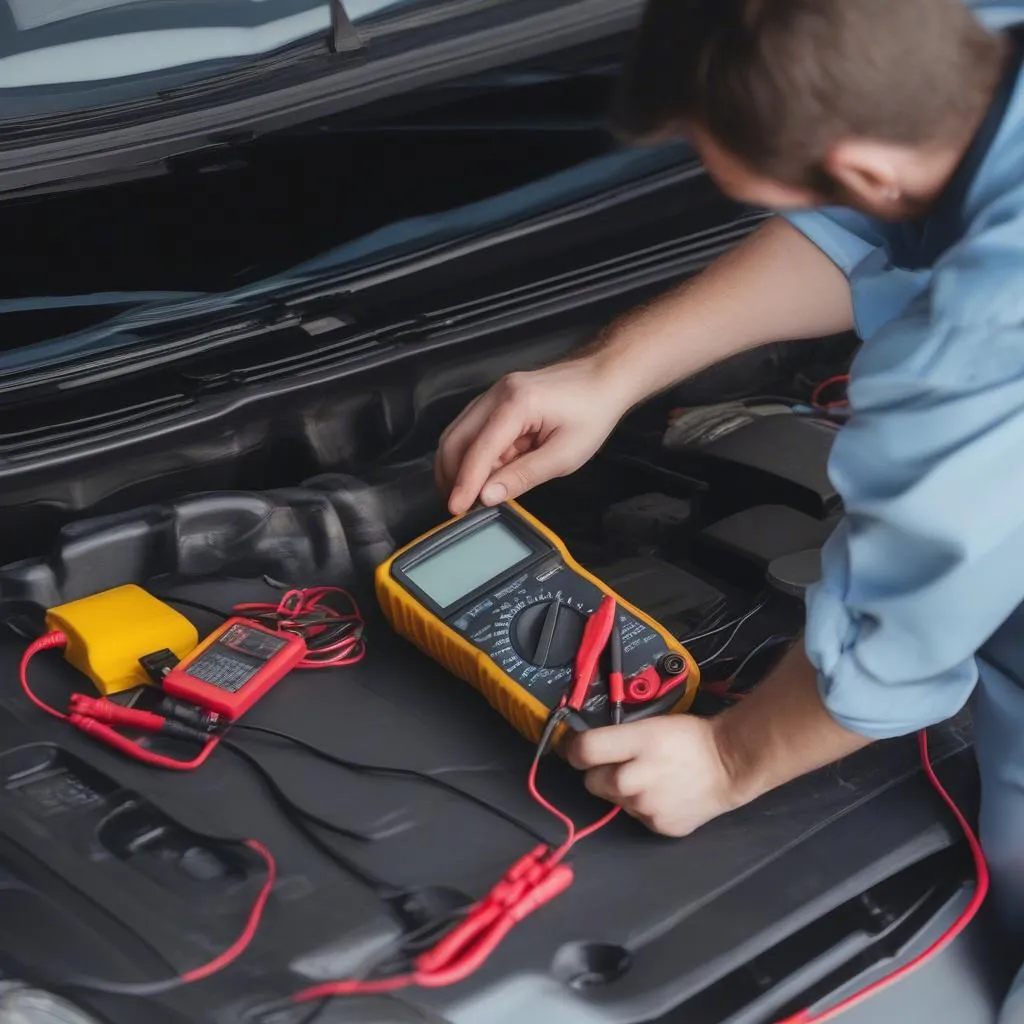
left=569, top=234, right=1024, bottom=834
left=438, top=216, right=857, bottom=513
left=714, top=644, right=871, bottom=806
left=586, top=215, right=856, bottom=408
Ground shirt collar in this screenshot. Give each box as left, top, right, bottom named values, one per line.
left=913, top=23, right=1024, bottom=266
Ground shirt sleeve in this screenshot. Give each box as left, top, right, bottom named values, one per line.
left=782, top=207, right=885, bottom=276
left=806, top=248, right=1024, bottom=738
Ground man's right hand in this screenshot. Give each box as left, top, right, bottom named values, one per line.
left=435, top=220, right=855, bottom=516
left=435, top=357, right=630, bottom=516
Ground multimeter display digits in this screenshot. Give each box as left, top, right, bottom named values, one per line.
left=381, top=503, right=699, bottom=739
left=162, top=619, right=307, bottom=719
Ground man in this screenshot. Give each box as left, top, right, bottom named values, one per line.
left=437, top=0, right=1024, bottom=1012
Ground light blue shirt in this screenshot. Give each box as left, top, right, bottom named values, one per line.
left=783, top=2, right=1024, bottom=738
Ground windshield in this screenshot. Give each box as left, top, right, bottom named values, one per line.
left=0, top=0, right=432, bottom=113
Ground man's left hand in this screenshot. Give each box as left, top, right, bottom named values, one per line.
left=563, top=716, right=741, bottom=838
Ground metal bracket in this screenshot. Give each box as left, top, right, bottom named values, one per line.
left=330, top=0, right=365, bottom=53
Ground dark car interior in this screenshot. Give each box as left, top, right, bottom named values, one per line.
left=0, top=18, right=1010, bottom=1024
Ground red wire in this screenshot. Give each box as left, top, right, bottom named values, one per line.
left=69, top=716, right=222, bottom=772
left=179, top=839, right=277, bottom=984
left=19, top=634, right=276, bottom=991
left=811, top=374, right=850, bottom=410
left=21, top=632, right=221, bottom=771
left=233, top=587, right=366, bottom=669
left=775, top=730, right=989, bottom=1023
left=526, top=753, right=620, bottom=862
left=19, top=632, right=70, bottom=721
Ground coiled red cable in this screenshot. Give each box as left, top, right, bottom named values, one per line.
left=233, top=587, right=365, bottom=669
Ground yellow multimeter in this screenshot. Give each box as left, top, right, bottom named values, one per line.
left=376, top=501, right=700, bottom=744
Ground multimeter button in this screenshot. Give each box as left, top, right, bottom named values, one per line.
left=512, top=600, right=586, bottom=668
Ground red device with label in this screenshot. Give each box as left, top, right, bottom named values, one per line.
left=161, top=618, right=307, bottom=719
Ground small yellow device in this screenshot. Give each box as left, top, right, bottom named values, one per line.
left=376, top=501, right=700, bottom=743
left=45, top=584, right=199, bottom=697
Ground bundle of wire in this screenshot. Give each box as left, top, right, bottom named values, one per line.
left=232, top=586, right=366, bottom=668
left=18, top=586, right=367, bottom=772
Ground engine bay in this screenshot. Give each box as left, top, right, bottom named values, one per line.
left=0, top=397, right=981, bottom=1024
left=0, top=8, right=1004, bottom=1021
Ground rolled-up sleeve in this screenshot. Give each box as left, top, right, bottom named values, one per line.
left=807, top=276, right=1024, bottom=738
left=782, top=208, right=884, bottom=277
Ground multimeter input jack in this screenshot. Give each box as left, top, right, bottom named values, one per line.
left=658, top=653, right=687, bottom=678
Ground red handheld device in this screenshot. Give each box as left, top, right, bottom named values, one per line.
left=161, top=618, right=307, bottom=719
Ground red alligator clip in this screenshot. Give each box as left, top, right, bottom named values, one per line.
left=537, top=595, right=619, bottom=752
left=414, top=845, right=574, bottom=987
left=70, top=694, right=210, bottom=742
left=67, top=695, right=219, bottom=771
left=563, top=595, right=617, bottom=714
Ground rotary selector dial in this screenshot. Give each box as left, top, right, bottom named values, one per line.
left=511, top=599, right=587, bottom=667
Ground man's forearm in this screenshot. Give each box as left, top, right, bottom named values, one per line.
left=589, top=216, right=855, bottom=409
left=714, top=644, right=872, bottom=806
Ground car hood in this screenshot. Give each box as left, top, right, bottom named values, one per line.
left=0, top=0, right=646, bottom=198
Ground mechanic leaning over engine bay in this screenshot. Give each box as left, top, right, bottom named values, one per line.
left=437, top=1, right=1024, bottom=1019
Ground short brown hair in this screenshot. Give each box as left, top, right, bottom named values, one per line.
left=612, top=0, right=1005, bottom=187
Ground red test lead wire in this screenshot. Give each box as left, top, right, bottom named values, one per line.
left=291, top=740, right=622, bottom=1005
left=178, top=840, right=277, bottom=986
left=68, top=839, right=278, bottom=997
left=20, top=632, right=221, bottom=771
left=19, top=631, right=70, bottom=721
left=68, top=715, right=221, bottom=772
left=775, top=730, right=989, bottom=1024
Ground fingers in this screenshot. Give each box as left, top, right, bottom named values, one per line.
left=435, top=393, right=494, bottom=505
left=475, top=434, right=573, bottom=507
left=565, top=722, right=650, bottom=771
left=581, top=760, right=650, bottom=803
left=436, top=368, right=599, bottom=513
left=448, top=399, right=537, bottom=514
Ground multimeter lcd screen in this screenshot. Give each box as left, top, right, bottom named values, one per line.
left=404, top=520, right=534, bottom=609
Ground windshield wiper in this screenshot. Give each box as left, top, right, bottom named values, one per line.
left=160, top=3, right=369, bottom=99
left=331, top=0, right=367, bottom=53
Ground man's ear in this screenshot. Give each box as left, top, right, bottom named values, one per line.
left=823, top=139, right=902, bottom=205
